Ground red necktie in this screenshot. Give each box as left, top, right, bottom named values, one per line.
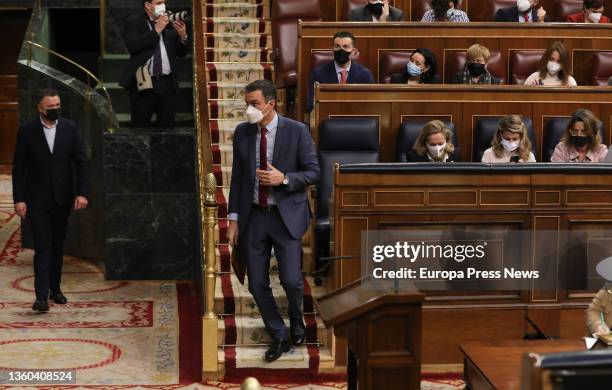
left=523, top=12, right=530, bottom=22
left=340, top=69, right=348, bottom=84
left=258, top=127, right=268, bottom=207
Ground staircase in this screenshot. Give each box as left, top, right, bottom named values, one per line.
left=201, top=0, right=333, bottom=378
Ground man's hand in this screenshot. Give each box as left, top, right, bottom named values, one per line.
left=173, top=20, right=188, bottom=41
left=596, top=323, right=610, bottom=337
left=379, top=0, right=390, bottom=22
left=74, top=196, right=88, bottom=210
left=228, top=220, right=238, bottom=246
left=256, top=163, right=284, bottom=187
left=536, top=6, right=546, bottom=22
left=155, top=14, right=169, bottom=33
left=15, top=202, right=27, bottom=218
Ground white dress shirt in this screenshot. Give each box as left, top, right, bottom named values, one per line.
left=147, top=20, right=171, bottom=75
left=334, top=61, right=352, bottom=83
left=40, top=116, right=57, bottom=153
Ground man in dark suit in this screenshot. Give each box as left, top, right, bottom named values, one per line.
left=348, top=0, right=404, bottom=21
left=12, top=89, right=89, bottom=312
left=227, top=80, right=320, bottom=362
left=307, top=31, right=375, bottom=112
left=495, top=0, right=549, bottom=22
left=120, top=0, right=189, bottom=127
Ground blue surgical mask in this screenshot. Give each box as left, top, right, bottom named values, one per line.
left=406, top=61, right=422, bottom=77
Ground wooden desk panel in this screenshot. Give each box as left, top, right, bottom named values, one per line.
left=313, top=85, right=612, bottom=162
left=297, top=22, right=612, bottom=119
left=460, top=339, right=585, bottom=390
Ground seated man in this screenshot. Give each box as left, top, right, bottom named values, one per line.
left=495, top=0, right=549, bottom=22
left=307, top=31, right=375, bottom=112
left=348, top=0, right=404, bottom=21
left=567, top=0, right=610, bottom=23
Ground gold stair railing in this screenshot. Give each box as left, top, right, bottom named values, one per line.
left=24, top=40, right=117, bottom=132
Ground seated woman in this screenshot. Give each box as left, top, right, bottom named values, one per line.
left=421, top=0, right=469, bottom=22
left=451, top=44, right=501, bottom=85
left=586, top=288, right=612, bottom=336
left=406, top=120, right=460, bottom=162
left=390, top=48, right=441, bottom=84
left=524, top=42, right=577, bottom=86
left=482, top=115, right=536, bottom=163
left=551, top=109, right=608, bottom=162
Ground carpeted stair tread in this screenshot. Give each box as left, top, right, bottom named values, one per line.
left=207, top=83, right=250, bottom=100
left=205, top=48, right=272, bottom=63
left=206, top=63, right=273, bottom=83
left=206, top=18, right=270, bottom=34
left=214, top=274, right=325, bottom=316
left=204, top=3, right=266, bottom=19
left=219, top=346, right=334, bottom=369
left=218, top=314, right=329, bottom=346
left=205, top=33, right=272, bottom=50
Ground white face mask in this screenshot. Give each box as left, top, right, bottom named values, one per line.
left=588, top=12, right=602, bottom=23
left=517, top=0, right=531, bottom=12
left=547, top=61, right=561, bottom=75
left=154, top=3, right=166, bottom=17
left=427, top=142, right=447, bottom=158
left=501, top=138, right=519, bottom=152
left=245, top=104, right=267, bottom=124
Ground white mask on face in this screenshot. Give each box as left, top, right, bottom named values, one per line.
left=517, top=0, right=531, bottom=12
left=588, top=12, right=603, bottom=23
left=547, top=61, right=561, bottom=75
left=501, top=138, right=519, bottom=152
left=154, top=3, right=166, bottom=17
left=427, top=142, right=447, bottom=158
left=245, top=104, right=267, bottom=124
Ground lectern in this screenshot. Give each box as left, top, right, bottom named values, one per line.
left=316, top=279, right=424, bottom=390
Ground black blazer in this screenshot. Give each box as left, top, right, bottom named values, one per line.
left=119, top=12, right=188, bottom=92
left=390, top=72, right=442, bottom=84
left=307, top=61, right=375, bottom=112
left=348, top=5, right=404, bottom=21
left=451, top=71, right=501, bottom=85
left=228, top=115, right=320, bottom=240
left=405, top=150, right=461, bottom=162
left=12, top=118, right=89, bottom=209
left=494, top=6, right=550, bottom=22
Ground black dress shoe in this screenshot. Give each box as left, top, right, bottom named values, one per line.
left=290, top=320, right=306, bottom=346
left=32, top=300, right=49, bottom=312
left=49, top=291, right=67, bottom=304
left=264, top=338, right=291, bottom=362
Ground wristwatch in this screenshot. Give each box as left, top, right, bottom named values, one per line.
left=282, top=174, right=289, bottom=186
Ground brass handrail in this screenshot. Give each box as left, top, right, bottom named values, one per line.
left=24, top=40, right=116, bottom=131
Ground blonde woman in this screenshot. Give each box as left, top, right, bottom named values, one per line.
left=482, top=115, right=536, bottom=163
left=551, top=109, right=608, bottom=162
left=406, top=120, right=460, bottom=162
left=451, top=44, right=501, bottom=85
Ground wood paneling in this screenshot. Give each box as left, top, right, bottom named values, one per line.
left=297, top=22, right=612, bottom=119
left=313, top=85, right=612, bottom=162
left=331, top=165, right=612, bottom=363
left=0, top=74, right=19, bottom=165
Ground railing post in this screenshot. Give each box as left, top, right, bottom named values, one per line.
left=202, top=172, right=219, bottom=377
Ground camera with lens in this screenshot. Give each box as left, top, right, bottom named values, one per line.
left=167, top=11, right=190, bottom=23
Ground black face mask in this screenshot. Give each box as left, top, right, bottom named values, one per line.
left=467, top=62, right=486, bottom=77
left=571, top=135, right=592, bottom=148
left=366, top=2, right=384, bottom=16
left=44, top=108, right=60, bottom=121
left=333, top=49, right=351, bottom=66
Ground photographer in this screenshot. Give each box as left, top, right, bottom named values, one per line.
left=120, top=0, right=189, bottom=127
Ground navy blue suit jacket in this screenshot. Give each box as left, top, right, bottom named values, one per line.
left=494, top=6, right=550, bottom=22
left=12, top=117, right=89, bottom=209
left=228, top=115, right=320, bottom=240
left=307, top=60, right=375, bottom=112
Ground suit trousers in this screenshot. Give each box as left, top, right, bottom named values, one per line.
left=129, top=76, right=177, bottom=128
left=27, top=204, right=71, bottom=301
left=244, top=205, right=304, bottom=341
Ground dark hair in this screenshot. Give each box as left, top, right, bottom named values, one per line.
left=431, top=0, right=457, bottom=20
left=411, top=48, right=438, bottom=84
left=38, top=88, right=59, bottom=103
left=333, top=31, right=356, bottom=45
left=244, top=79, right=277, bottom=102
left=583, top=0, right=604, bottom=9
left=562, top=109, right=602, bottom=149
left=537, top=41, right=572, bottom=85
